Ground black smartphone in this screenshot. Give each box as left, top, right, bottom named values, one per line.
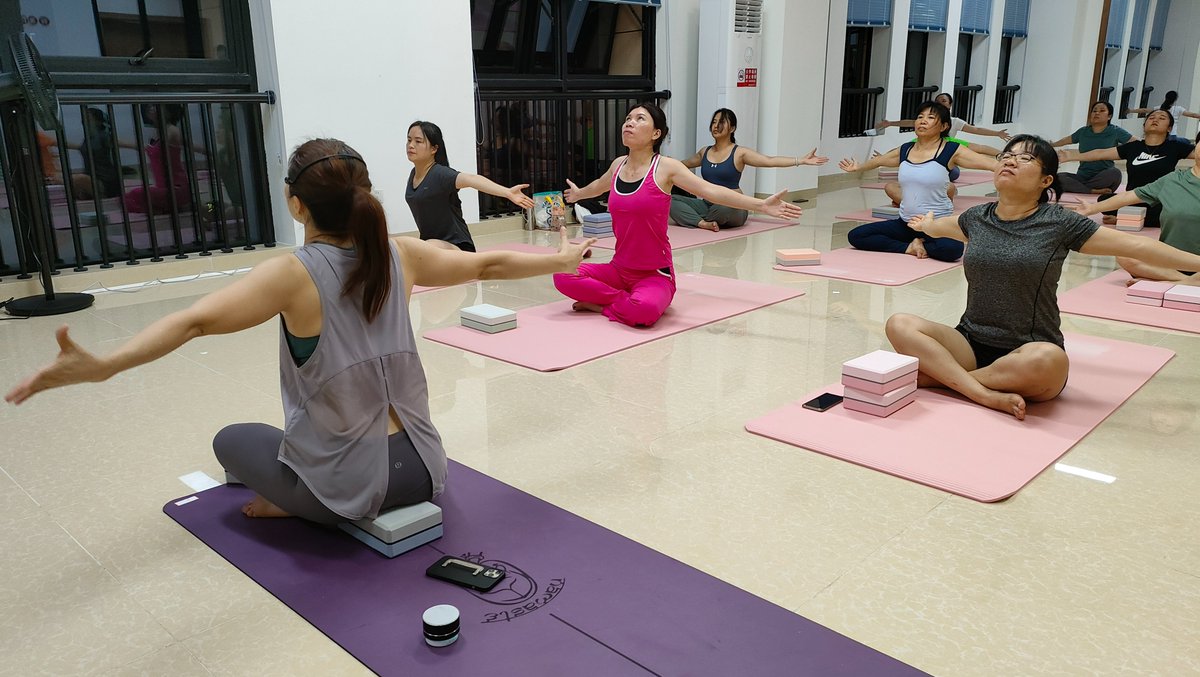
left=426, top=555, right=507, bottom=591
left=802, top=392, right=843, bottom=412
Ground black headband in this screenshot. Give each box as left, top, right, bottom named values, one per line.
left=284, top=153, right=365, bottom=185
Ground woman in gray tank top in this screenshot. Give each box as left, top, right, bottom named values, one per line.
left=885, top=134, right=1200, bottom=420
left=839, top=101, right=997, bottom=261
left=6, top=138, right=596, bottom=524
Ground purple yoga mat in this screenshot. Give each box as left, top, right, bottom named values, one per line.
left=164, top=462, right=926, bottom=676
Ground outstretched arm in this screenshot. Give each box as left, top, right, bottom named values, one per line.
left=1079, top=226, right=1200, bottom=275
left=394, top=227, right=593, bottom=289
left=1058, top=147, right=1120, bottom=163
left=950, top=145, right=1000, bottom=171
left=876, top=119, right=916, bottom=130
left=908, top=212, right=967, bottom=242
left=5, top=256, right=302, bottom=405
left=961, top=124, right=1011, bottom=140
left=1183, top=111, right=1200, bottom=120
left=456, top=172, right=534, bottom=210
left=739, top=147, right=829, bottom=169
left=838, top=146, right=901, bottom=173
left=1050, top=135, right=1075, bottom=148
left=1067, top=190, right=1145, bottom=217
left=680, top=147, right=704, bottom=169
left=660, top=157, right=803, bottom=220
left=564, top=157, right=620, bottom=203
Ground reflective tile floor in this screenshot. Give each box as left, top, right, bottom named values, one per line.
left=1, top=177, right=1197, bottom=676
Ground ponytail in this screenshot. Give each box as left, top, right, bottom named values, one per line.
left=344, top=185, right=391, bottom=322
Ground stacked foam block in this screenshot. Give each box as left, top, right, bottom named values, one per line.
left=1164, top=284, right=1200, bottom=311
left=1116, top=206, right=1146, bottom=231
left=840, top=350, right=919, bottom=417
left=871, top=205, right=900, bottom=219
left=775, top=248, right=821, bottom=267
left=581, top=213, right=613, bottom=238
left=878, top=168, right=899, bottom=181
left=1125, top=280, right=1173, bottom=306
left=460, top=304, right=517, bottom=333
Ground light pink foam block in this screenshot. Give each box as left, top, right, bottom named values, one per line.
left=842, top=350, right=919, bottom=382
left=1059, top=271, right=1200, bottom=334
left=844, top=381, right=918, bottom=407
left=746, top=333, right=1174, bottom=502
left=1126, top=280, right=1173, bottom=299
left=842, top=392, right=917, bottom=417
left=423, top=273, right=804, bottom=371
left=1125, top=295, right=1163, bottom=307
left=1164, top=285, right=1200, bottom=303
left=580, top=219, right=798, bottom=252
left=1163, top=300, right=1200, bottom=312
left=862, top=170, right=994, bottom=190
left=841, top=372, right=919, bottom=395
left=834, top=195, right=997, bottom=223
left=774, top=248, right=961, bottom=286
left=411, top=243, right=556, bottom=294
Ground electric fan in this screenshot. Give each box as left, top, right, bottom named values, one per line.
left=2, top=34, right=94, bottom=316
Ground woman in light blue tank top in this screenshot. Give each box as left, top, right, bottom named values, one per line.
left=671, top=108, right=828, bottom=231
left=6, top=138, right=596, bottom=525
left=838, top=101, right=998, bottom=261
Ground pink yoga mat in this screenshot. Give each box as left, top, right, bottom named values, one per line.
left=773, top=248, right=961, bottom=286
left=834, top=195, right=997, bottom=223
left=1059, top=271, right=1200, bottom=334
left=746, top=333, right=1173, bottom=502
left=423, top=273, right=804, bottom=371
left=412, top=243, right=556, bottom=294
left=580, top=219, right=798, bottom=252
left=862, top=170, right=994, bottom=190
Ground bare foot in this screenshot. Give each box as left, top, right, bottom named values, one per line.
left=974, top=389, right=1027, bottom=420
left=1102, top=215, right=1117, bottom=225
left=242, top=495, right=292, bottom=518
left=583, top=248, right=593, bottom=259
left=1124, top=276, right=1151, bottom=287
left=571, top=301, right=603, bottom=313
left=905, top=239, right=929, bottom=259
left=697, top=219, right=720, bottom=232
left=890, top=199, right=901, bottom=208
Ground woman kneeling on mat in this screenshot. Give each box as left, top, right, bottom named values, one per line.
left=5, top=138, right=594, bottom=523
left=839, top=100, right=998, bottom=262
left=554, top=102, right=802, bottom=327
left=672, top=107, right=827, bottom=231
left=886, top=135, right=1200, bottom=420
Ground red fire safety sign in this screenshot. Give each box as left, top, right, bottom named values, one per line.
left=737, top=68, right=758, bottom=88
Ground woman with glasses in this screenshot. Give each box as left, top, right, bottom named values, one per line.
left=671, top=108, right=828, bottom=232
left=886, top=135, right=1200, bottom=420
left=839, top=100, right=997, bottom=261
left=6, top=138, right=595, bottom=524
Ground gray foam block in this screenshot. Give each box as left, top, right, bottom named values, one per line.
left=343, top=502, right=443, bottom=544
left=462, top=317, right=517, bottom=333
left=340, top=523, right=443, bottom=558
left=225, top=471, right=242, bottom=485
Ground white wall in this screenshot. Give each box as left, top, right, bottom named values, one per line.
left=657, top=0, right=700, bottom=162
left=1016, top=0, right=1105, bottom=143
left=252, top=0, right=478, bottom=244
left=1144, top=0, right=1200, bottom=140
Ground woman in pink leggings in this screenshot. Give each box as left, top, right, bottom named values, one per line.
left=555, top=103, right=804, bottom=326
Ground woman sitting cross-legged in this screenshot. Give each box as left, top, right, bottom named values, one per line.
left=885, top=135, right=1200, bottom=420
left=839, top=100, right=998, bottom=262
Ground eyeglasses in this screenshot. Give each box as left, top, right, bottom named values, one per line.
left=996, top=151, right=1039, bottom=165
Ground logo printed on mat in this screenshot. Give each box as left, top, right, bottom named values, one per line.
left=456, top=552, right=566, bottom=623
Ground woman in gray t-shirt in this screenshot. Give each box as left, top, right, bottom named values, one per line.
left=887, top=135, right=1200, bottom=420
left=406, top=120, right=534, bottom=252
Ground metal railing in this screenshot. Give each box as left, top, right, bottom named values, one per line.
left=1119, top=86, right=1135, bottom=116
left=1137, top=86, right=1155, bottom=111
left=839, top=87, right=885, bottom=138
left=1, top=91, right=273, bottom=279
left=899, top=85, right=939, bottom=129
left=474, top=90, right=670, bottom=220
left=994, top=85, right=1021, bottom=124
left=1099, top=85, right=1115, bottom=104
left=952, top=84, right=983, bottom=124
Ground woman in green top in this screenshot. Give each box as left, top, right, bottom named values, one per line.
left=1073, top=162, right=1200, bottom=281
left=1051, top=101, right=1132, bottom=195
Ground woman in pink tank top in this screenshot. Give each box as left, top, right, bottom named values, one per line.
left=554, top=103, right=804, bottom=327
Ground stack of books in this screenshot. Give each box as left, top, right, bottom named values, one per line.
left=581, top=213, right=613, bottom=237
left=840, top=350, right=919, bottom=417
left=775, top=248, right=821, bottom=267
left=871, top=205, right=900, bottom=219
left=1115, top=206, right=1146, bottom=231
left=1163, top=284, right=1200, bottom=312
left=460, top=304, right=517, bottom=334
left=1124, top=280, right=1173, bottom=307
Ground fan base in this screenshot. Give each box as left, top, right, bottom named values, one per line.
left=5, top=292, right=95, bottom=317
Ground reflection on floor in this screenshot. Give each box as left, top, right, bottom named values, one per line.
left=1, top=177, right=1197, bottom=676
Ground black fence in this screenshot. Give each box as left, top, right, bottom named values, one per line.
left=839, top=87, right=885, bottom=138
left=899, top=85, right=938, bottom=129
left=1119, top=86, right=1135, bottom=116
left=952, top=84, right=983, bottom=124
left=1, top=91, right=272, bottom=279
left=1138, top=86, right=1155, bottom=110
left=474, top=90, right=670, bottom=219
left=994, top=85, right=1020, bottom=124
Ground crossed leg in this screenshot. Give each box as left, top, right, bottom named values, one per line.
left=1116, top=256, right=1191, bottom=284
left=885, top=313, right=1069, bottom=420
